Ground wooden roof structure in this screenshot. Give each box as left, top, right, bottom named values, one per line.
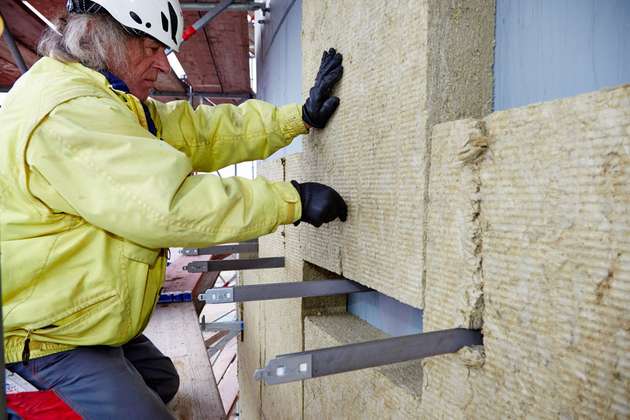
left=0, top=0, right=255, bottom=103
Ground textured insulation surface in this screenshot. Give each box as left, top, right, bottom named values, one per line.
left=425, top=118, right=487, bottom=331
left=299, top=0, right=495, bottom=308
left=303, top=315, right=423, bottom=420
left=230, top=2, right=624, bottom=419
left=239, top=157, right=304, bottom=420
left=421, top=86, right=630, bottom=419
left=300, top=0, right=429, bottom=307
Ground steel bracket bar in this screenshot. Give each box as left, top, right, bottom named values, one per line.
left=199, top=287, right=234, bottom=303
left=181, top=1, right=267, bottom=12
left=181, top=242, right=258, bottom=256
left=1, top=12, right=28, bottom=74
left=255, top=354, right=312, bottom=384
left=200, top=320, right=243, bottom=333
left=199, top=279, right=369, bottom=304
left=207, top=329, right=241, bottom=358
left=189, top=0, right=235, bottom=33
left=166, top=0, right=235, bottom=54
left=184, top=257, right=285, bottom=273
left=255, top=328, right=483, bottom=385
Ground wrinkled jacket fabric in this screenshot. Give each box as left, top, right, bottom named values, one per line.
left=0, top=58, right=306, bottom=363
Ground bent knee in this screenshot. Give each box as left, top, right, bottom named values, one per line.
left=159, top=362, right=180, bottom=403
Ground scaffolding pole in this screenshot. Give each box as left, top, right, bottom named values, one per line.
left=1, top=12, right=28, bottom=74
left=180, top=2, right=266, bottom=12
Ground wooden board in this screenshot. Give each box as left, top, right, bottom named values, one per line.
left=165, top=254, right=229, bottom=314
left=227, top=400, right=239, bottom=420
left=164, top=254, right=214, bottom=294
left=145, top=303, right=225, bottom=420
left=192, top=270, right=222, bottom=315
left=204, top=330, right=228, bottom=348
left=212, top=338, right=237, bottom=383
left=201, top=302, right=235, bottom=323
left=218, top=361, right=239, bottom=416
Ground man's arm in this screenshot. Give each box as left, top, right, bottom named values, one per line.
left=146, top=98, right=308, bottom=172
left=27, top=96, right=301, bottom=249
left=146, top=48, right=344, bottom=173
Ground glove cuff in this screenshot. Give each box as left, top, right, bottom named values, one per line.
left=290, top=180, right=303, bottom=226
left=302, top=103, right=324, bottom=129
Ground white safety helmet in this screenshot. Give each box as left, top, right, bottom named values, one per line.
left=66, top=0, right=185, bottom=52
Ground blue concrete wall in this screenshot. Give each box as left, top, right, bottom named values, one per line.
left=256, top=0, right=303, bottom=158
left=348, top=292, right=423, bottom=336
left=495, top=0, right=630, bottom=110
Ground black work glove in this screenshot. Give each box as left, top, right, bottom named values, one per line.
left=291, top=181, right=348, bottom=227
left=302, top=48, right=344, bottom=129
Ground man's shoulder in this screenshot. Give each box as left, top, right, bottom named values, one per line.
left=2, top=58, right=123, bottom=124
left=13, top=58, right=114, bottom=106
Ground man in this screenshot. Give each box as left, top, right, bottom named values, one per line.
left=0, top=0, right=346, bottom=418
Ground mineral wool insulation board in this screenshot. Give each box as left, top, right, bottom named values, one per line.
left=421, top=85, right=630, bottom=419
left=239, top=157, right=305, bottom=420
left=303, top=315, right=423, bottom=420
left=299, top=0, right=427, bottom=308
left=237, top=157, right=286, bottom=420
left=298, top=0, right=494, bottom=308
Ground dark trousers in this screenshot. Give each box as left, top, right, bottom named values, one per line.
left=7, top=335, right=179, bottom=420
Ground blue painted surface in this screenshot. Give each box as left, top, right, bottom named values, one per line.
left=494, top=0, right=630, bottom=110
left=348, top=292, right=423, bottom=336
left=257, top=0, right=303, bottom=158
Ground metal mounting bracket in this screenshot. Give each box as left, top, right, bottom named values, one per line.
left=255, top=328, right=483, bottom=385
left=200, top=319, right=244, bottom=357
left=181, top=242, right=259, bottom=256
left=255, top=354, right=313, bottom=384
left=200, top=320, right=244, bottom=333
left=184, top=257, right=285, bottom=273
left=199, top=288, right=234, bottom=303
left=198, top=279, right=369, bottom=304
left=207, top=329, right=242, bottom=358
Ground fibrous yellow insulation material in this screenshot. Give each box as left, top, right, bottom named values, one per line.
left=239, top=158, right=304, bottom=420
left=299, top=0, right=429, bottom=308
left=426, top=119, right=487, bottom=331
left=303, top=315, right=423, bottom=420
left=243, top=0, right=496, bottom=417
left=422, top=85, right=630, bottom=419
left=298, top=0, right=495, bottom=309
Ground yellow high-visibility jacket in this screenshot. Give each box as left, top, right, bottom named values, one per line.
left=0, top=57, right=306, bottom=363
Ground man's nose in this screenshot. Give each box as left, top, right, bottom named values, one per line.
left=155, top=51, right=171, bottom=74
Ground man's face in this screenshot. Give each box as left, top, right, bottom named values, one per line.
left=115, top=37, right=171, bottom=101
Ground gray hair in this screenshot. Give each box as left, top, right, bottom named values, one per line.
left=38, top=13, right=132, bottom=72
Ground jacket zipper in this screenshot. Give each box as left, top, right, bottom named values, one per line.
left=22, top=329, right=32, bottom=366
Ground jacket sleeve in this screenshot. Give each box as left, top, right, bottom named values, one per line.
left=26, top=96, right=301, bottom=249
left=146, top=98, right=308, bottom=172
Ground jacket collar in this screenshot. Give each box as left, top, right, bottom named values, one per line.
left=99, top=70, right=131, bottom=93
left=98, top=69, right=158, bottom=137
